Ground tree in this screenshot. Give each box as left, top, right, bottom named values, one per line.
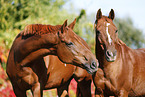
left=0, top=0, right=30, bottom=30
left=114, top=17, right=145, bottom=49
left=74, top=10, right=95, bottom=53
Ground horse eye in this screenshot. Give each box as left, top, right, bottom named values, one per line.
left=115, top=30, right=118, bottom=33
left=66, top=42, right=73, bottom=46
left=96, top=30, right=100, bottom=35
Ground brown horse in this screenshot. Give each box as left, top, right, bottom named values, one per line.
left=93, top=9, right=145, bottom=97
left=44, top=55, right=92, bottom=97
left=6, top=19, right=98, bottom=97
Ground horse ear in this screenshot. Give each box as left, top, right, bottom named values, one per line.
left=58, top=20, right=67, bottom=38
left=109, top=9, right=115, bottom=20
left=68, top=18, right=76, bottom=29
left=61, top=19, right=68, bottom=33
left=96, top=9, right=102, bottom=20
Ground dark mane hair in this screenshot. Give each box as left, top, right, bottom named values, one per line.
left=21, top=24, right=62, bottom=36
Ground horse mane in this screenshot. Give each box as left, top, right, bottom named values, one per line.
left=117, top=39, right=126, bottom=46
left=21, top=24, right=62, bottom=36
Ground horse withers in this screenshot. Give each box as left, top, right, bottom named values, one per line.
left=6, top=19, right=98, bottom=97
left=93, top=9, right=145, bottom=97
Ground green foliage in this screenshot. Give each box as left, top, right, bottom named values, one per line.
left=1, top=62, right=6, bottom=71
left=75, top=12, right=95, bottom=53
left=0, top=0, right=30, bottom=30
left=0, top=29, right=19, bottom=50
left=114, top=17, right=145, bottom=48
left=76, top=9, right=86, bottom=22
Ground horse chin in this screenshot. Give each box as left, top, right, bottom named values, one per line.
left=89, top=69, right=98, bottom=75
left=84, top=66, right=98, bottom=75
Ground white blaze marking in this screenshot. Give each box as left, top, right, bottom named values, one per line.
left=106, top=23, right=112, bottom=44
left=65, top=64, right=66, bottom=67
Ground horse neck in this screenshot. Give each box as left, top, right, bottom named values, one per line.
left=16, top=33, right=59, bottom=64
left=95, top=39, right=106, bottom=69
left=115, top=39, right=133, bottom=63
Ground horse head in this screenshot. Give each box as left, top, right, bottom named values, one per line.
left=57, top=19, right=98, bottom=74
left=95, top=9, right=118, bottom=62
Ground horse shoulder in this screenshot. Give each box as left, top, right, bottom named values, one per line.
left=120, top=46, right=145, bottom=95
left=131, top=48, right=145, bottom=91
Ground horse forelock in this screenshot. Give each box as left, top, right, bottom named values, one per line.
left=21, top=24, right=62, bottom=36
left=96, top=16, right=115, bottom=26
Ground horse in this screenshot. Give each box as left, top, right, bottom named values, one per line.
left=44, top=55, right=92, bottom=97
left=6, top=19, right=98, bottom=97
left=93, top=9, right=145, bottom=97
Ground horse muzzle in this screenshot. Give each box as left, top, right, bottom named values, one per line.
left=105, top=50, right=117, bottom=62
left=84, top=60, right=99, bottom=75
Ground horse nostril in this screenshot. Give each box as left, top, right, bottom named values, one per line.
left=90, top=62, right=97, bottom=69
left=106, top=51, right=111, bottom=56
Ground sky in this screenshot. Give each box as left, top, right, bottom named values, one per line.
left=64, top=0, right=145, bottom=35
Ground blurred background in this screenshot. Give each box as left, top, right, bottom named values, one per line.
left=0, top=0, right=145, bottom=97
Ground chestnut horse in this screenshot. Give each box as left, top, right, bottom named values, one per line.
left=44, top=55, right=92, bottom=97
left=93, top=9, right=145, bottom=97
left=44, top=32, right=93, bottom=97
left=6, top=19, right=98, bottom=97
